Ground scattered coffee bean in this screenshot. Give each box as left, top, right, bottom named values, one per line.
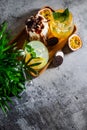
left=47, top=37, right=59, bottom=46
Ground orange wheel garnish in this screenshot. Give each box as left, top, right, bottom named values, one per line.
left=68, top=34, right=82, bottom=51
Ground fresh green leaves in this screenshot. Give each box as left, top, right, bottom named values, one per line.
left=53, top=8, right=69, bottom=22
left=0, top=21, right=26, bottom=114
left=0, top=21, right=7, bottom=39
left=0, top=22, right=39, bottom=115
left=25, top=44, right=36, bottom=58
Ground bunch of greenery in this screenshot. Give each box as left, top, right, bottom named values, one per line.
left=0, top=22, right=40, bottom=114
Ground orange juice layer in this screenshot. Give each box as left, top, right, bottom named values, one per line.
left=48, top=9, right=74, bottom=40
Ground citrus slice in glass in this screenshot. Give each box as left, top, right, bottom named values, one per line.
left=68, top=34, right=82, bottom=51
left=25, top=40, right=49, bottom=70
left=28, top=57, right=47, bottom=70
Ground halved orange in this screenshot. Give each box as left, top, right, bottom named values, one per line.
left=68, top=34, right=82, bottom=51
left=37, top=6, right=54, bottom=22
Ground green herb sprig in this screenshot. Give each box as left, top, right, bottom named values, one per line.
left=53, top=8, right=69, bottom=22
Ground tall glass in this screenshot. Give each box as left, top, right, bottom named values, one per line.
left=49, top=9, right=74, bottom=40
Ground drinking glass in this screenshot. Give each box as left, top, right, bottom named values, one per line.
left=49, top=9, right=74, bottom=40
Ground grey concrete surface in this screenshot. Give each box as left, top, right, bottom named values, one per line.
left=0, top=0, right=87, bottom=130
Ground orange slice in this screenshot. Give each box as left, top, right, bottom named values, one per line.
left=28, top=57, right=47, bottom=70
left=68, top=34, right=82, bottom=51
left=37, top=7, right=54, bottom=22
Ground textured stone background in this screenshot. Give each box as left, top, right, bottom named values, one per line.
left=0, top=0, right=87, bottom=130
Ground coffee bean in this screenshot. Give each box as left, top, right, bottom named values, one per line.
left=47, top=37, right=59, bottom=46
